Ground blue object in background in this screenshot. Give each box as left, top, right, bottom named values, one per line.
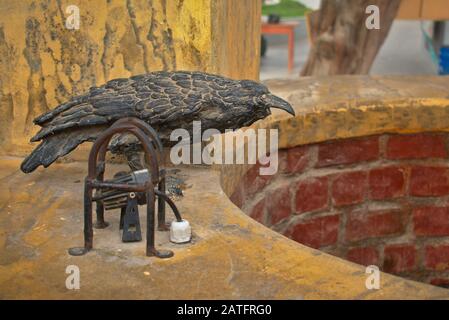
left=439, top=47, right=449, bottom=75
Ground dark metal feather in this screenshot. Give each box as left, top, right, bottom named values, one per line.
left=21, top=71, right=294, bottom=173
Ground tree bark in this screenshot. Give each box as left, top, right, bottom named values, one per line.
left=301, top=0, right=401, bottom=76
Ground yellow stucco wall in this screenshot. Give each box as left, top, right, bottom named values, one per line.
left=0, top=0, right=261, bottom=154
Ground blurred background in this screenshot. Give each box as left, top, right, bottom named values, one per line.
left=260, top=0, right=449, bottom=80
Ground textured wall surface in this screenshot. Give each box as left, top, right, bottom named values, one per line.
left=0, top=0, right=261, bottom=154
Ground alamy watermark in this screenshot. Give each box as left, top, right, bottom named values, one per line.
left=365, top=265, right=380, bottom=290
left=65, top=4, right=380, bottom=31
left=65, top=265, right=80, bottom=290
left=65, top=5, right=80, bottom=30
left=366, top=5, right=380, bottom=30
left=169, top=121, right=279, bottom=175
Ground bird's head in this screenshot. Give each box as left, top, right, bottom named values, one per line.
left=238, top=80, right=295, bottom=118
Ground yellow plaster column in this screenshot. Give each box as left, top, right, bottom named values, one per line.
left=0, top=0, right=261, bottom=154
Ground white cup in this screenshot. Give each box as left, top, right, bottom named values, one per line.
left=170, top=220, right=191, bottom=244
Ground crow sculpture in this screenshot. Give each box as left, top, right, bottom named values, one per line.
left=20, top=71, right=295, bottom=173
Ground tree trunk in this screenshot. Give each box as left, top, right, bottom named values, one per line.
left=301, top=0, right=401, bottom=76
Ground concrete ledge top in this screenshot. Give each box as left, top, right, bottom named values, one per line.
left=262, top=75, right=449, bottom=149
left=1, top=158, right=448, bottom=299
left=1, top=76, right=449, bottom=299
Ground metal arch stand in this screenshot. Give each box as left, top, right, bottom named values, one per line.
left=68, top=117, right=182, bottom=259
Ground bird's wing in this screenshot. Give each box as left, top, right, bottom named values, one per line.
left=21, top=71, right=239, bottom=173
left=30, top=72, right=221, bottom=142
left=20, top=126, right=105, bottom=173
left=22, top=76, right=150, bottom=173
left=31, top=77, right=144, bottom=142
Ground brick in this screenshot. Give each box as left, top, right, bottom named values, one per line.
left=430, top=278, right=449, bottom=288
left=425, top=245, right=449, bottom=271
left=287, top=215, right=339, bottom=249
left=278, top=149, right=288, bottom=173
left=386, top=133, right=447, bottom=160
left=345, top=210, right=405, bottom=242
left=267, top=185, right=292, bottom=225
left=243, top=163, right=274, bottom=197
left=369, top=166, right=405, bottom=200
left=317, top=136, right=379, bottom=167
left=413, top=206, right=449, bottom=236
left=230, top=184, right=244, bottom=208
left=409, top=166, right=449, bottom=197
left=283, top=146, right=310, bottom=174
left=294, top=177, right=328, bottom=213
left=383, top=245, right=416, bottom=273
left=249, top=199, right=266, bottom=225
left=332, top=171, right=367, bottom=206
left=346, top=247, right=379, bottom=266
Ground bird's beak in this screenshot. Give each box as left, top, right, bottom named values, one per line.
left=263, top=94, right=295, bottom=116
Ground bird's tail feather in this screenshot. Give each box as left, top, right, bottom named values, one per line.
left=20, top=127, right=101, bottom=173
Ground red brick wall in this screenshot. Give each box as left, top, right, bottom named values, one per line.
left=230, top=132, right=449, bottom=288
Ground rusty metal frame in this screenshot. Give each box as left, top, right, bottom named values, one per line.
left=68, top=117, right=181, bottom=258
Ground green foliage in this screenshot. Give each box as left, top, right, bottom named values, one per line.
left=262, top=0, right=309, bottom=18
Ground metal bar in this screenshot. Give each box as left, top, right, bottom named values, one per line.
left=146, top=189, right=156, bottom=257
left=155, top=189, right=183, bottom=222
left=90, top=181, right=151, bottom=192
left=94, top=157, right=108, bottom=228
left=157, top=169, right=168, bottom=231
left=105, top=202, right=127, bottom=210
left=112, top=117, right=164, bottom=155
left=92, top=190, right=125, bottom=202
left=84, top=180, right=93, bottom=251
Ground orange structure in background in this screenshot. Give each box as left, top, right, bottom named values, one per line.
left=397, top=0, right=449, bottom=20
left=262, top=22, right=299, bottom=72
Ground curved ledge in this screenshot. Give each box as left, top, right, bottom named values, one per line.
left=219, top=75, right=449, bottom=196
left=216, top=75, right=449, bottom=298
left=1, top=76, right=449, bottom=299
